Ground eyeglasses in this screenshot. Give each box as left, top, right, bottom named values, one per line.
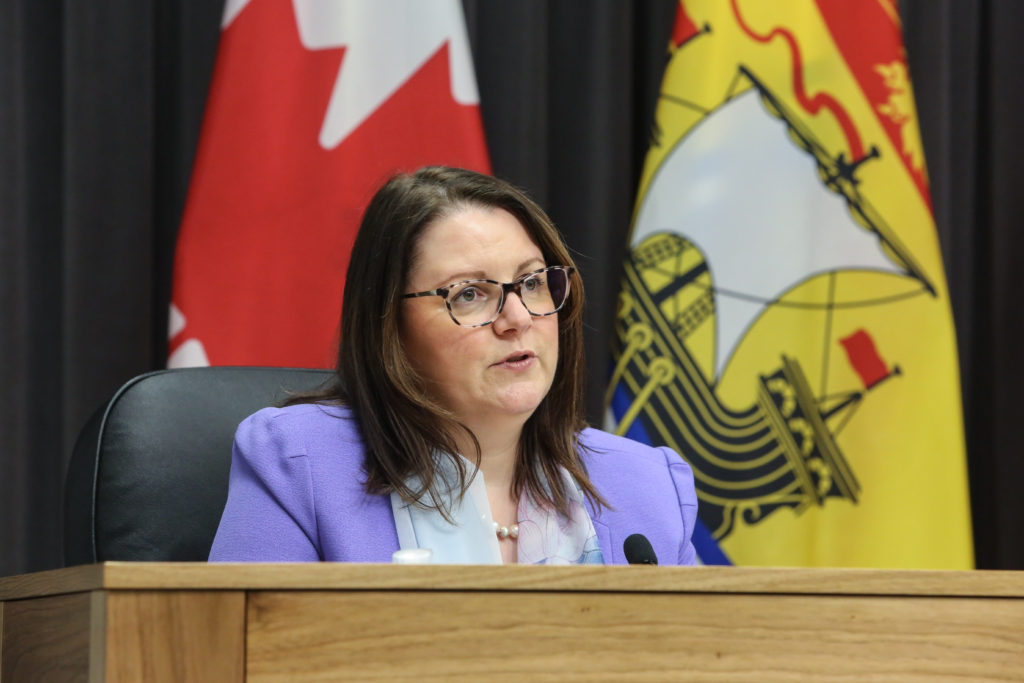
left=402, top=266, right=575, bottom=327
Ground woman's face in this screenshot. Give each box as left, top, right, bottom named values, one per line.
left=401, top=206, right=560, bottom=432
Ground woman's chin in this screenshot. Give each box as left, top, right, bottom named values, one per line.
left=477, top=390, right=547, bottom=422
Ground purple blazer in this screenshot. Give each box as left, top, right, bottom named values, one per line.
left=209, top=403, right=699, bottom=565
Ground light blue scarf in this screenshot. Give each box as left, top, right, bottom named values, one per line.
left=390, top=454, right=603, bottom=565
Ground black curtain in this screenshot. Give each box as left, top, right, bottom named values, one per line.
left=2, top=0, right=1021, bottom=576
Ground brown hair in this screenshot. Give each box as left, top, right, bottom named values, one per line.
left=288, top=166, right=603, bottom=518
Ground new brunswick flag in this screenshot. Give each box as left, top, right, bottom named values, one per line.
left=607, top=0, right=973, bottom=568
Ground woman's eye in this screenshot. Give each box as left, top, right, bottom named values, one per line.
left=452, top=286, right=485, bottom=305
left=522, top=275, right=544, bottom=292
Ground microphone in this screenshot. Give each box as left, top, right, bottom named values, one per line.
left=623, top=533, right=658, bottom=565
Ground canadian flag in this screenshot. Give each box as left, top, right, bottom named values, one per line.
left=168, top=0, right=490, bottom=368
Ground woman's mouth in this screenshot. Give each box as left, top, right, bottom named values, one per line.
left=494, top=351, right=536, bottom=370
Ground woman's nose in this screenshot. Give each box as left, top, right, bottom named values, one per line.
left=492, top=291, right=533, bottom=334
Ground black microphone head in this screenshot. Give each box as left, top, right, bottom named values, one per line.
left=623, top=533, right=658, bottom=565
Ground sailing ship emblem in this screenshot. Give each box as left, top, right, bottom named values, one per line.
left=609, top=58, right=935, bottom=542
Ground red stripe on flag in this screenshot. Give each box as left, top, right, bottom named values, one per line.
left=731, top=0, right=865, bottom=161
left=814, top=0, right=933, bottom=212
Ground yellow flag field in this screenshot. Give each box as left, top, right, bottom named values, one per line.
left=608, top=0, right=972, bottom=568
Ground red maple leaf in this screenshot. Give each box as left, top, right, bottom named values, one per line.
left=170, top=0, right=490, bottom=367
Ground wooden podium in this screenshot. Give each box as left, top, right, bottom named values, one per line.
left=2, top=563, right=1023, bottom=681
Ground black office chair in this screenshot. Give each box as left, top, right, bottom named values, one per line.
left=63, top=366, right=334, bottom=565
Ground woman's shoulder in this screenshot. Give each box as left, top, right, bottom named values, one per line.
left=578, top=427, right=687, bottom=468
left=577, top=427, right=695, bottom=500
left=235, top=402, right=363, bottom=461
left=243, top=401, right=355, bottom=428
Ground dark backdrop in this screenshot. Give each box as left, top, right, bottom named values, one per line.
left=2, top=1, right=1021, bottom=576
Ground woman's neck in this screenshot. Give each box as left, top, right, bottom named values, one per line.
left=455, top=416, right=523, bottom=494
left=455, top=417, right=525, bottom=565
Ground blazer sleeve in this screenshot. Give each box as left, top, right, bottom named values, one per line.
left=661, top=446, right=699, bottom=565
left=208, top=408, right=321, bottom=562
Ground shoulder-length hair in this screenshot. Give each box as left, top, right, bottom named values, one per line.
left=288, top=166, right=604, bottom=518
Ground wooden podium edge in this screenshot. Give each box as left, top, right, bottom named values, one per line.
left=0, top=564, right=105, bottom=602
left=3, top=563, right=1024, bottom=601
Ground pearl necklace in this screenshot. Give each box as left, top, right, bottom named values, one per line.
left=493, top=521, right=519, bottom=540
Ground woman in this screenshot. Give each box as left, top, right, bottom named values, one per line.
left=209, top=167, right=698, bottom=565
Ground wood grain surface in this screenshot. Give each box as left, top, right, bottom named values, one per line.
left=0, top=564, right=103, bottom=602
left=3, top=564, right=1023, bottom=681
left=1, top=592, right=92, bottom=682
left=4, top=563, right=1024, bottom=600
left=103, top=591, right=245, bottom=683
left=245, top=589, right=1024, bottom=682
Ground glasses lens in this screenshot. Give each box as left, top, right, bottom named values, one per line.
left=447, top=280, right=501, bottom=325
left=444, top=268, right=571, bottom=326
left=521, top=267, right=569, bottom=315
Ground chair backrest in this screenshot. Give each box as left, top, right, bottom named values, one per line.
left=63, top=366, right=334, bottom=565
